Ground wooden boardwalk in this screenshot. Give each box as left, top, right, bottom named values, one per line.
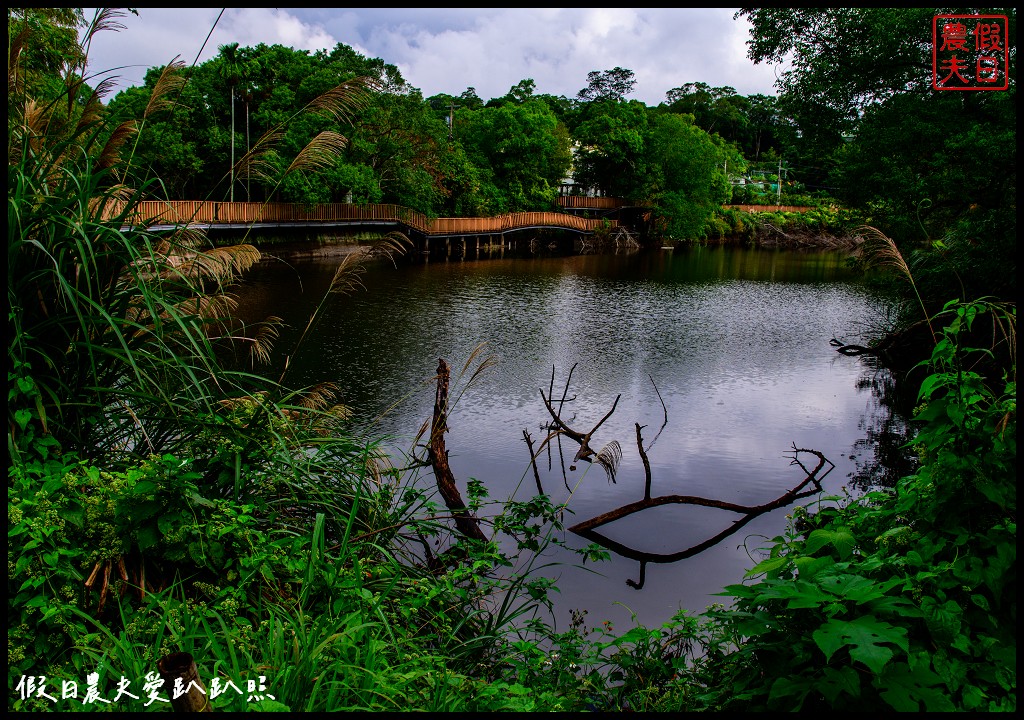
left=722, top=204, right=816, bottom=213
left=121, top=200, right=618, bottom=238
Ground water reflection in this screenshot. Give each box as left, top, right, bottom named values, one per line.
left=232, top=243, right=907, bottom=630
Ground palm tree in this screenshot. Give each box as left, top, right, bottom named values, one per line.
left=217, top=42, right=242, bottom=202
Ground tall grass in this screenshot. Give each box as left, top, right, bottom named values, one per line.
left=9, top=14, right=573, bottom=714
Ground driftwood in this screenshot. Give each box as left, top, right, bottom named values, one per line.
left=830, top=317, right=937, bottom=372
left=569, top=444, right=832, bottom=567
left=157, top=652, right=211, bottom=712
left=426, top=358, right=488, bottom=542
left=529, top=369, right=835, bottom=588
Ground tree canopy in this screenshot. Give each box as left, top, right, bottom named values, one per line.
left=738, top=6, right=1016, bottom=302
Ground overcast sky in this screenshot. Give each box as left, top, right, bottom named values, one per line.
left=79, top=8, right=784, bottom=105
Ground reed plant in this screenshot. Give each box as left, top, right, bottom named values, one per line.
left=9, top=11, right=589, bottom=712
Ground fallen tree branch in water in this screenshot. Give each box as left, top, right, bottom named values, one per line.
left=426, top=358, right=488, bottom=542
left=528, top=369, right=835, bottom=586
left=569, top=443, right=831, bottom=537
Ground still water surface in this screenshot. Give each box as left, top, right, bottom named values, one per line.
left=234, top=244, right=896, bottom=632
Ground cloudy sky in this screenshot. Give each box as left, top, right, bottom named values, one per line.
left=79, top=8, right=784, bottom=105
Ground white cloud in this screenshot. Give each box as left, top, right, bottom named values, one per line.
left=80, top=8, right=782, bottom=103
left=220, top=8, right=335, bottom=52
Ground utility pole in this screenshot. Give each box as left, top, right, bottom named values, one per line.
left=447, top=102, right=458, bottom=141
left=777, top=157, right=783, bottom=205
left=245, top=90, right=250, bottom=202
left=230, top=86, right=235, bottom=203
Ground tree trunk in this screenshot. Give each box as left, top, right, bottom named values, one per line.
left=428, top=358, right=488, bottom=541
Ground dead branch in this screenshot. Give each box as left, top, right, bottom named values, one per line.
left=539, top=385, right=620, bottom=464
left=572, top=445, right=829, bottom=534
left=522, top=429, right=545, bottom=496
left=626, top=560, right=648, bottom=590
left=636, top=423, right=652, bottom=501
left=427, top=358, right=488, bottom=542
left=644, top=373, right=669, bottom=451
left=569, top=446, right=833, bottom=565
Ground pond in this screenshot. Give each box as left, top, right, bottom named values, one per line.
left=231, top=240, right=906, bottom=633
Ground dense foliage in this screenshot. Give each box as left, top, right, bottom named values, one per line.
left=8, top=6, right=1015, bottom=713
left=98, top=25, right=775, bottom=239
left=738, top=7, right=1017, bottom=310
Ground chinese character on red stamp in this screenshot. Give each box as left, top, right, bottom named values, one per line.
left=933, top=14, right=1009, bottom=91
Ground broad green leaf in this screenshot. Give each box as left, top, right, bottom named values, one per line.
left=616, top=626, right=656, bottom=645
left=768, top=676, right=813, bottom=709
left=804, top=527, right=856, bottom=559
left=744, top=555, right=790, bottom=578
left=24, top=594, right=48, bottom=608
left=794, top=555, right=835, bottom=579
left=58, top=503, right=85, bottom=529
left=785, top=581, right=834, bottom=609
left=921, top=597, right=962, bottom=647
left=131, top=499, right=164, bottom=522
left=850, top=640, right=894, bottom=677
left=812, top=616, right=908, bottom=673
left=188, top=491, right=216, bottom=508
left=131, top=479, right=158, bottom=495
left=820, top=665, right=861, bottom=703
left=14, top=409, right=32, bottom=430
left=878, top=660, right=956, bottom=712
left=137, top=525, right=160, bottom=551
left=41, top=475, right=64, bottom=494
left=867, top=595, right=922, bottom=616
left=208, top=540, right=225, bottom=565
left=819, top=574, right=887, bottom=603
left=812, top=620, right=846, bottom=662
left=157, top=513, right=180, bottom=534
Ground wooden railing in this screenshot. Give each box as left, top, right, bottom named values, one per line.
left=556, top=196, right=627, bottom=209
left=722, top=204, right=816, bottom=213
left=120, top=201, right=616, bottom=235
